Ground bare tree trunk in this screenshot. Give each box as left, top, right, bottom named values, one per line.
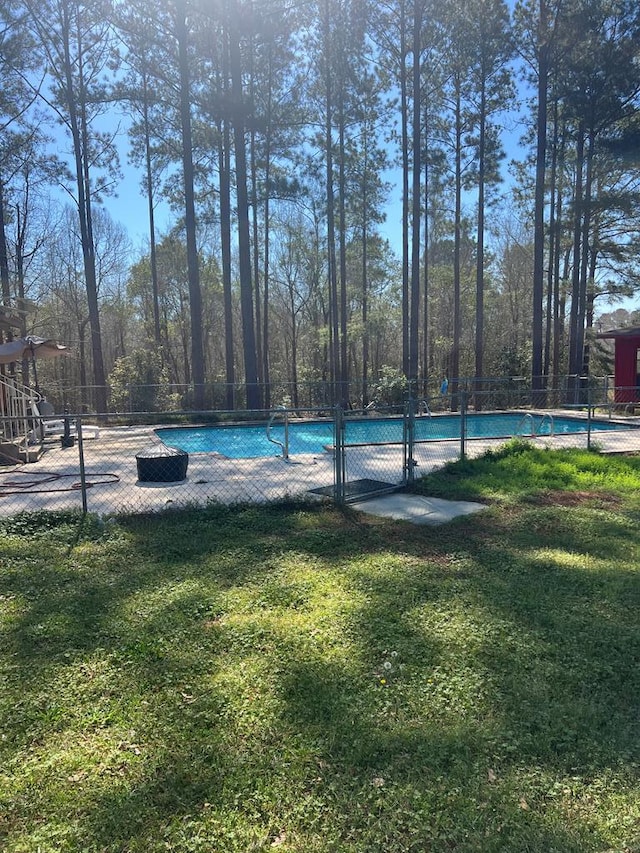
left=532, top=0, right=548, bottom=393
left=219, top=28, right=235, bottom=410
left=175, top=0, right=205, bottom=409
left=248, top=26, right=263, bottom=398
left=0, top=181, right=11, bottom=309
left=142, top=71, right=161, bottom=347
left=323, top=0, right=340, bottom=404
left=451, top=75, right=462, bottom=411
left=229, top=6, right=260, bottom=410
left=360, top=125, right=369, bottom=406
left=62, top=3, right=107, bottom=413
left=78, top=317, right=90, bottom=405
left=552, top=121, right=566, bottom=389
left=544, top=97, right=559, bottom=381
left=219, top=119, right=235, bottom=410
left=568, top=122, right=585, bottom=380
left=262, top=42, right=274, bottom=409
left=409, top=0, right=422, bottom=386
left=361, top=135, right=369, bottom=406
left=577, top=131, right=595, bottom=377
left=422, top=110, right=430, bottom=392
left=400, top=0, right=410, bottom=377
left=582, top=229, right=599, bottom=377
left=474, top=78, right=486, bottom=409
left=249, top=113, right=264, bottom=394
left=288, top=282, right=299, bottom=408
left=14, top=199, right=32, bottom=385
left=338, top=96, right=348, bottom=404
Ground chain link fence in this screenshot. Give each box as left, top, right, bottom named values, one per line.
left=31, top=374, right=622, bottom=417
left=2, top=381, right=640, bottom=518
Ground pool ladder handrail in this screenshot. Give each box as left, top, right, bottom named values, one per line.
left=538, top=412, right=554, bottom=437
left=266, top=405, right=289, bottom=460
left=516, top=412, right=554, bottom=438
left=516, top=412, right=535, bottom=436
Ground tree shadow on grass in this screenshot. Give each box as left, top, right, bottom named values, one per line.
left=2, top=499, right=640, bottom=852
left=460, top=538, right=640, bottom=766
left=269, top=509, right=640, bottom=850
left=271, top=650, right=621, bottom=852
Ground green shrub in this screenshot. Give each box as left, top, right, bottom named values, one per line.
left=108, top=349, right=180, bottom=413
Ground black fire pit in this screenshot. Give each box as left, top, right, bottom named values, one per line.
left=136, top=444, right=189, bottom=483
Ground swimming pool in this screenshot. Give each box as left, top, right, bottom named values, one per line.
left=155, top=412, right=635, bottom=460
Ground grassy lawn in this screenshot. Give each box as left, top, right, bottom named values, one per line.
left=1, top=443, right=639, bottom=852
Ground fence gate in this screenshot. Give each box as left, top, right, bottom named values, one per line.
left=330, top=404, right=410, bottom=505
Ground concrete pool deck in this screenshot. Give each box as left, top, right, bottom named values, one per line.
left=0, top=410, right=638, bottom=517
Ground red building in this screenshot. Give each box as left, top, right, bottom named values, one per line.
left=596, top=327, right=640, bottom=403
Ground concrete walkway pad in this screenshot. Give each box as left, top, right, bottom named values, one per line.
left=350, top=493, right=486, bottom=525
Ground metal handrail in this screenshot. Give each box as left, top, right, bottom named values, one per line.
left=0, top=374, right=43, bottom=446
left=516, top=412, right=535, bottom=436
left=266, top=405, right=289, bottom=460
left=538, top=413, right=555, bottom=437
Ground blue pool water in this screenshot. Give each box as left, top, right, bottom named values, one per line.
left=155, top=412, right=634, bottom=460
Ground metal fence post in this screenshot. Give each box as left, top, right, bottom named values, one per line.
left=460, top=391, right=467, bottom=460
left=333, top=405, right=345, bottom=505
left=587, top=385, right=592, bottom=451
left=404, top=396, right=416, bottom=485
left=76, top=416, right=88, bottom=514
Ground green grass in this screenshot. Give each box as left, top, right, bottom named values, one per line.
left=1, top=445, right=639, bottom=852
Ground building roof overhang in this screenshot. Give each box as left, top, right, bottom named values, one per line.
left=596, top=326, right=640, bottom=340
